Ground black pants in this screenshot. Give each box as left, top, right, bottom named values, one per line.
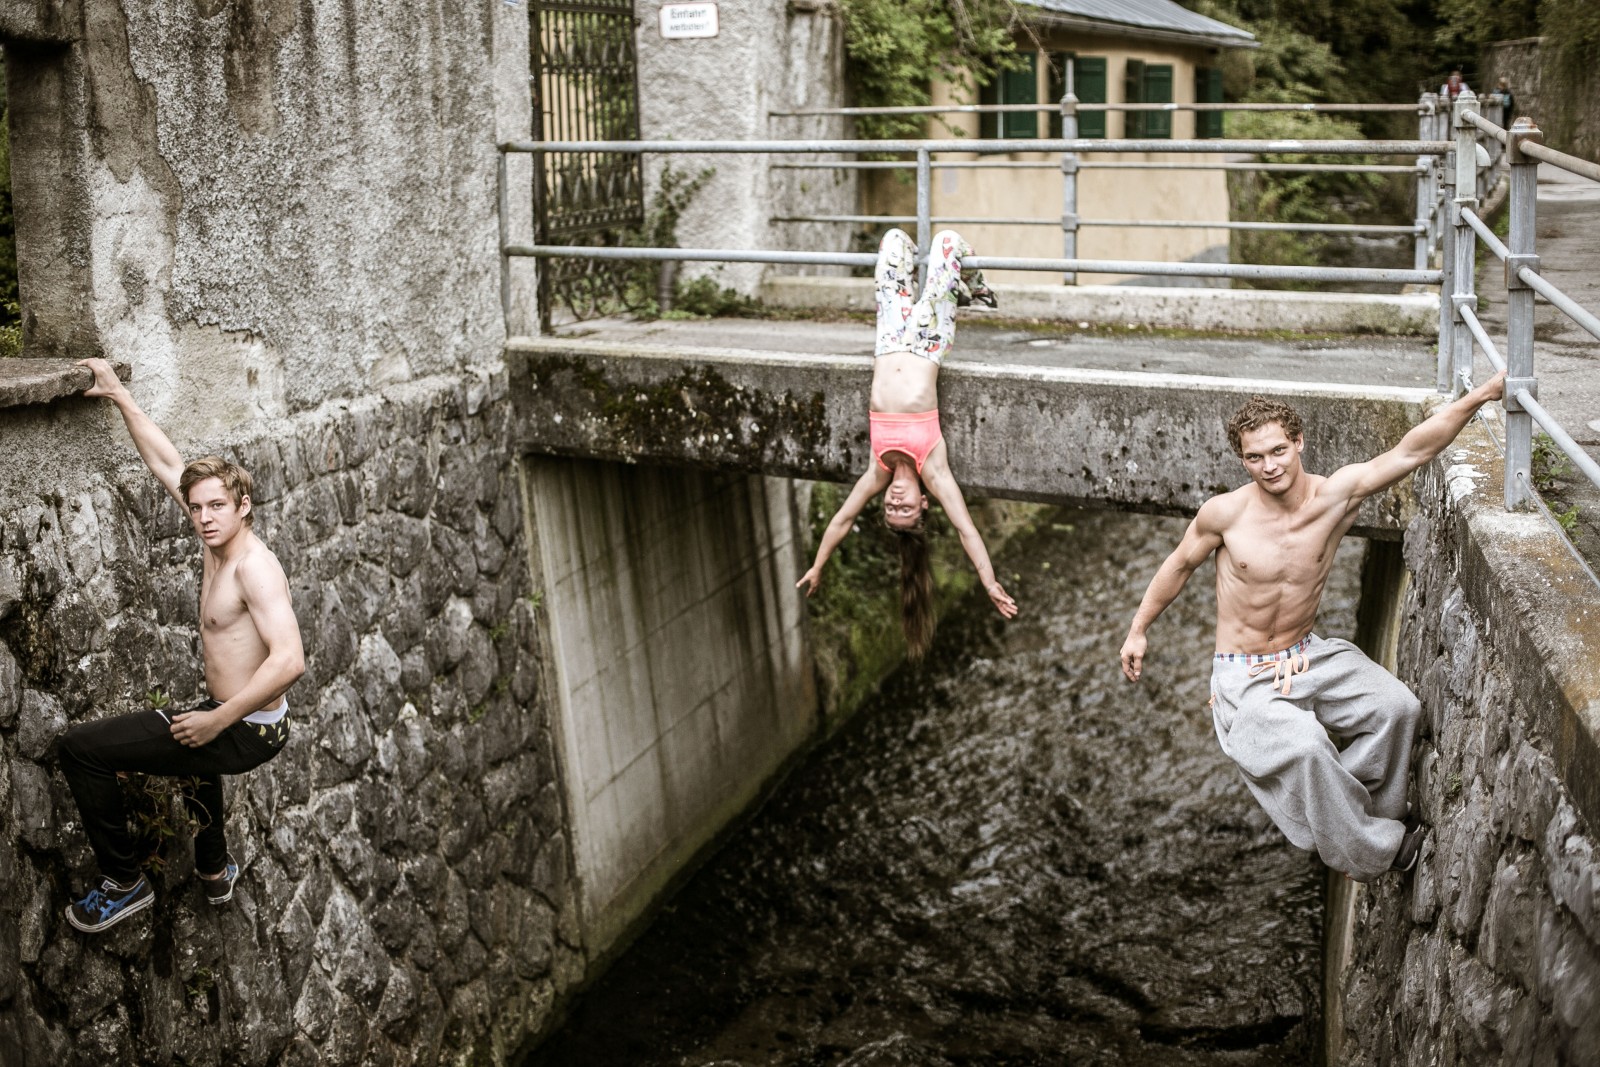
left=57, top=701, right=287, bottom=883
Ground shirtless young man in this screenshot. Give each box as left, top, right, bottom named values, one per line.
left=1119, top=374, right=1504, bottom=881
left=58, top=359, right=305, bottom=933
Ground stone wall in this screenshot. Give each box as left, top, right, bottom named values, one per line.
left=0, top=368, right=582, bottom=1066
left=1482, top=37, right=1600, bottom=164
left=1336, top=418, right=1600, bottom=1063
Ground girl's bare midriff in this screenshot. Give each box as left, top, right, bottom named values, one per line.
left=870, top=352, right=939, bottom=414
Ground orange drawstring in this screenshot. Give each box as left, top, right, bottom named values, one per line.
left=1248, top=648, right=1311, bottom=696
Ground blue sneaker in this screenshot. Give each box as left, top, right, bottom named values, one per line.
left=66, top=876, right=154, bottom=933
left=202, top=856, right=239, bottom=905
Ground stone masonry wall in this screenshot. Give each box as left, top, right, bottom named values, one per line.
left=0, top=368, right=580, bottom=1066
left=1337, top=423, right=1600, bottom=1064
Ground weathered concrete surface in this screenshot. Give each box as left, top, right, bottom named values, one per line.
left=635, top=0, right=853, bottom=294
left=507, top=337, right=1434, bottom=537
left=0, top=358, right=127, bottom=409
left=2, top=0, right=535, bottom=406
left=522, top=461, right=815, bottom=959
left=1333, top=415, right=1600, bottom=1064
left=761, top=276, right=1441, bottom=335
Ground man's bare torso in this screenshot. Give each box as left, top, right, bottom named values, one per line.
left=1212, top=474, right=1356, bottom=653
left=199, top=534, right=283, bottom=710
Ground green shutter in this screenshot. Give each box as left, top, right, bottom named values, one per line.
left=979, top=76, right=999, bottom=140
left=1143, top=64, right=1173, bottom=139
left=1002, top=53, right=1038, bottom=139
left=1077, top=56, right=1106, bottom=139
left=1048, top=52, right=1069, bottom=138
left=1124, top=58, right=1145, bottom=138
left=1196, top=67, right=1223, bottom=138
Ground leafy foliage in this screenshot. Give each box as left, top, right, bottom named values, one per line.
left=0, top=49, right=17, bottom=344
left=837, top=0, right=1033, bottom=140
left=1181, top=1, right=1428, bottom=279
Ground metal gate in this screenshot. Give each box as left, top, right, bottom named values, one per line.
left=530, top=0, right=646, bottom=328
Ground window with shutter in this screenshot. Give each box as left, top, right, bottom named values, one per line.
left=980, top=53, right=1038, bottom=139
left=1143, top=64, right=1173, bottom=139
left=1124, top=58, right=1145, bottom=138
left=1196, top=67, right=1223, bottom=138
left=1004, top=53, right=1038, bottom=139
left=1050, top=54, right=1105, bottom=139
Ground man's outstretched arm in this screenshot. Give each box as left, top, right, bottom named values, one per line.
left=77, top=358, right=186, bottom=507
left=1120, top=498, right=1226, bottom=682
left=1327, top=371, right=1506, bottom=505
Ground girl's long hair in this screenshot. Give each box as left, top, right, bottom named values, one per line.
left=891, top=521, right=936, bottom=660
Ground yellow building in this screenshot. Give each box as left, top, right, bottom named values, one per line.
left=869, top=0, right=1256, bottom=286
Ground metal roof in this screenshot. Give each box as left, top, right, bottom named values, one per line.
left=1019, top=0, right=1256, bottom=47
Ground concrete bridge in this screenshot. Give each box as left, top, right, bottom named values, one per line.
left=1, top=3, right=1598, bottom=1065
left=508, top=334, right=1432, bottom=537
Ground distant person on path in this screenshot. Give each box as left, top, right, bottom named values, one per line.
left=1492, top=76, right=1516, bottom=124
left=797, top=228, right=1017, bottom=656
left=1118, top=375, right=1505, bottom=880
left=1444, top=68, right=1469, bottom=101
left=58, top=358, right=304, bottom=933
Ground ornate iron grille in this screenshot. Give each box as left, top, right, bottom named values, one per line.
left=531, top=0, right=646, bottom=327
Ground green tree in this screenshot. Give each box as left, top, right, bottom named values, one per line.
left=837, top=0, right=1032, bottom=140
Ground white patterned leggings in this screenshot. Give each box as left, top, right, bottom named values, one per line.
left=874, top=228, right=971, bottom=364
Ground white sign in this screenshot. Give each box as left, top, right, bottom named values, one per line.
left=660, top=3, right=718, bottom=39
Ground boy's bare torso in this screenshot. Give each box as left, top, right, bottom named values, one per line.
left=199, top=535, right=283, bottom=708
left=1211, top=474, right=1357, bottom=654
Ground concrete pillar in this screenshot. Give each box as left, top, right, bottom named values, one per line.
left=520, top=457, right=817, bottom=955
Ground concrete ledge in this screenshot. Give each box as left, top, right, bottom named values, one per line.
left=759, top=276, right=1440, bottom=336
left=507, top=337, right=1434, bottom=537
left=1419, top=422, right=1600, bottom=826
left=0, top=358, right=128, bottom=409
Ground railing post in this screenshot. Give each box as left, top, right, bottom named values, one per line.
left=916, top=147, right=931, bottom=289
left=1413, top=93, right=1431, bottom=271
left=1060, top=57, right=1079, bottom=285
left=1450, top=90, right=1479, bottom=398
left=1440, top=93, right=1452, bottom=252
left=1436, top=101, right=1457, bottom=391
left=1504, top=117, right=1543, bottom=510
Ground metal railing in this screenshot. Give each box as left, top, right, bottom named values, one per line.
left=1439, top=91, right=1600, bottom=525
left=500, top=134, right=1448, bottom=291
left=496, top=91, right=1598, bottom=528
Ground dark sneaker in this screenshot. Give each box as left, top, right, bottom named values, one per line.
left=202, top=856, right=239, bottom=905
left=1392, top=824, right=1426, bottom=873
left=1404, top=805, right=1422, bottom=835
left=66, top=876, right=154, bottom=933
left=955, top=269, right=999, bottom=310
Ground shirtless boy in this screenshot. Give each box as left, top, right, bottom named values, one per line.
left=58, top=359, right=305, bottom=932
left=1119, top=374, right=1504, bottom=881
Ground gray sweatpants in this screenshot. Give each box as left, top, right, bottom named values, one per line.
left=1209, top=633, right=1421, bottom=881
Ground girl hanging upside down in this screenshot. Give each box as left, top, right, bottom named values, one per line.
left=796, top=228, right=1018, bottom=658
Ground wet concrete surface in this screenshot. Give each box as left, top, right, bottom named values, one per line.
left=522, top=511, right=1365, bottom=1066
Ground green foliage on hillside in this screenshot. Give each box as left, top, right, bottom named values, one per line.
left=836, top=0, right=1034, bottom=140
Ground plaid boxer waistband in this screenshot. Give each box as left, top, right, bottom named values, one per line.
left=1214, top=633, right=1314, bottom=665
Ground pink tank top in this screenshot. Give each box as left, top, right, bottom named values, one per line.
left=869, top=410, right=943, bottom=473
